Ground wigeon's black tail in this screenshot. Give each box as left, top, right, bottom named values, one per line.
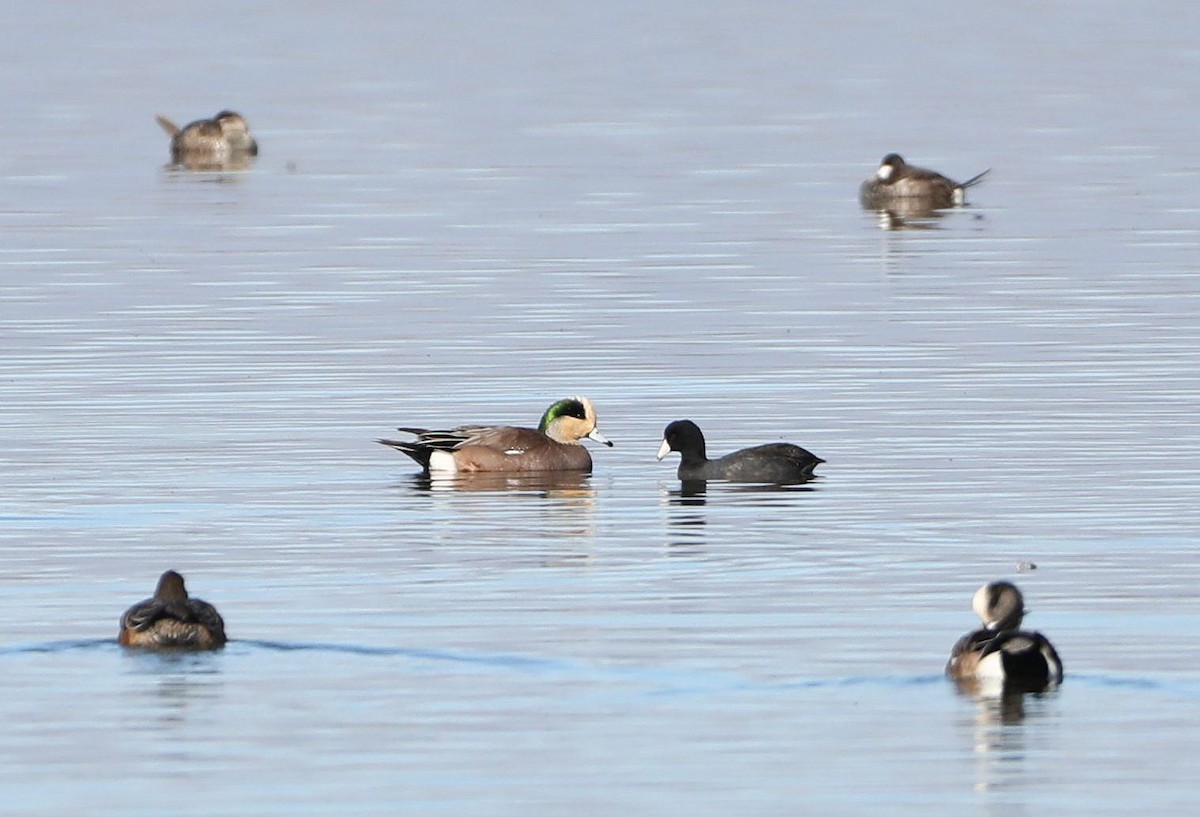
left=377, top=438, right=433, bottom=469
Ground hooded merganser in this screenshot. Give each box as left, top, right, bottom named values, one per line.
left=946, top=581, right=1062, bottom=692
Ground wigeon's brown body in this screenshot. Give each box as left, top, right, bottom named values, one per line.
left=155, top=111, right=258, bottom=170
left=946, top=581, right=1062, bottom=693
left=379, top=396, right=612, bottom=474
left=859, top=153, right=989, bottom=210
left=118, top=570, right=226, bottom=649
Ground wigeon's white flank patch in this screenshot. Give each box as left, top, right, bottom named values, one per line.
left=428, top=450, right=459, bottom=473
left=503, top=448, right=525, bottom=456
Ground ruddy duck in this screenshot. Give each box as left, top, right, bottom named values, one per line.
left=860, top=153, right=989, bottom=210
left=655, top=419, right=823, bottom=483
left=946, top=581, right=1062, bottom=692
left=118, top=570, right=227, bottom=649
left=155, top=110, right=258, bottom=170
left=378, top=396, right=613, bottom=473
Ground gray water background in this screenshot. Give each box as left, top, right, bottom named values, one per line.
left=2, top=2, right=1199, bottom=814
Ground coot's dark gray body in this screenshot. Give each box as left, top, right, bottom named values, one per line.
left=656, top=420, right=823, bottom=483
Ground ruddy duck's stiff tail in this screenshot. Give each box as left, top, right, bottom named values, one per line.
left=154, top=115, right=181, bottom=138
left=951, top=168, right=990, bottom=205
left=959, top=168, right=991, bottom=189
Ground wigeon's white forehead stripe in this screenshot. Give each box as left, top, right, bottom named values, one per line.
left=877, top=163, right=894, bottom=180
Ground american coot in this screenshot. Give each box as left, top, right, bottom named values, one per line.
left=946, top=581, right=1063, bottom=692
left=859, top=153, right=989, bottom=210
left=379, top=396, right=613, bottom=474
left=118, top=570, right=227, bottom=649
left=655, top=419, right=823, bottom=483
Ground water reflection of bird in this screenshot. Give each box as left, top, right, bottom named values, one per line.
left=406, top=470, right=596, bottom=499
left=859, top=153, right=989, bottom=211
left=946, top=581, right=1062, bottom=693
left=118, top=570, right=226, bottom=649
left=655, top=419, right=822, bottom=483
left=379, top=396, right=612, bottom=474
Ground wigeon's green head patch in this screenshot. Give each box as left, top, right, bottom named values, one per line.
left=538, top=397, right=588, bottom=433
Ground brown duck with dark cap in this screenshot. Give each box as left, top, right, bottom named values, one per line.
left=859, top=153, right=989, bottom=210
left=118, top=570, right=226, bottom=649
left=155, top=110, right=258, bottom=169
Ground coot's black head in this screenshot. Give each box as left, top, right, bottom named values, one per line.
left=657, top=419, right=707, bottom=461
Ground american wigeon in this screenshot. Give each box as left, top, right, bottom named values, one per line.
left=655, top=419, right=823, bottom=483
left=859, top=153, right=989, bottom=210
left=946, top=581, right=1063, bottom=692
left=118, top=570, right=227, bottom=649
left=378, top=396, right=613, bottom=474
left=155, top=110, right=258, bottom=169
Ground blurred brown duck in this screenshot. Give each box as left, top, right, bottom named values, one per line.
left=155, top=110, right=258, bottom=169
left=379, top=396, right=612, bottom=474
left=118, top=570, right=227, bottom=649
left=859, top=153, right=989, bottom=210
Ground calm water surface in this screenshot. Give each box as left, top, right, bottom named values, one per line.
left=2, top=2, right=1199, bottom=815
